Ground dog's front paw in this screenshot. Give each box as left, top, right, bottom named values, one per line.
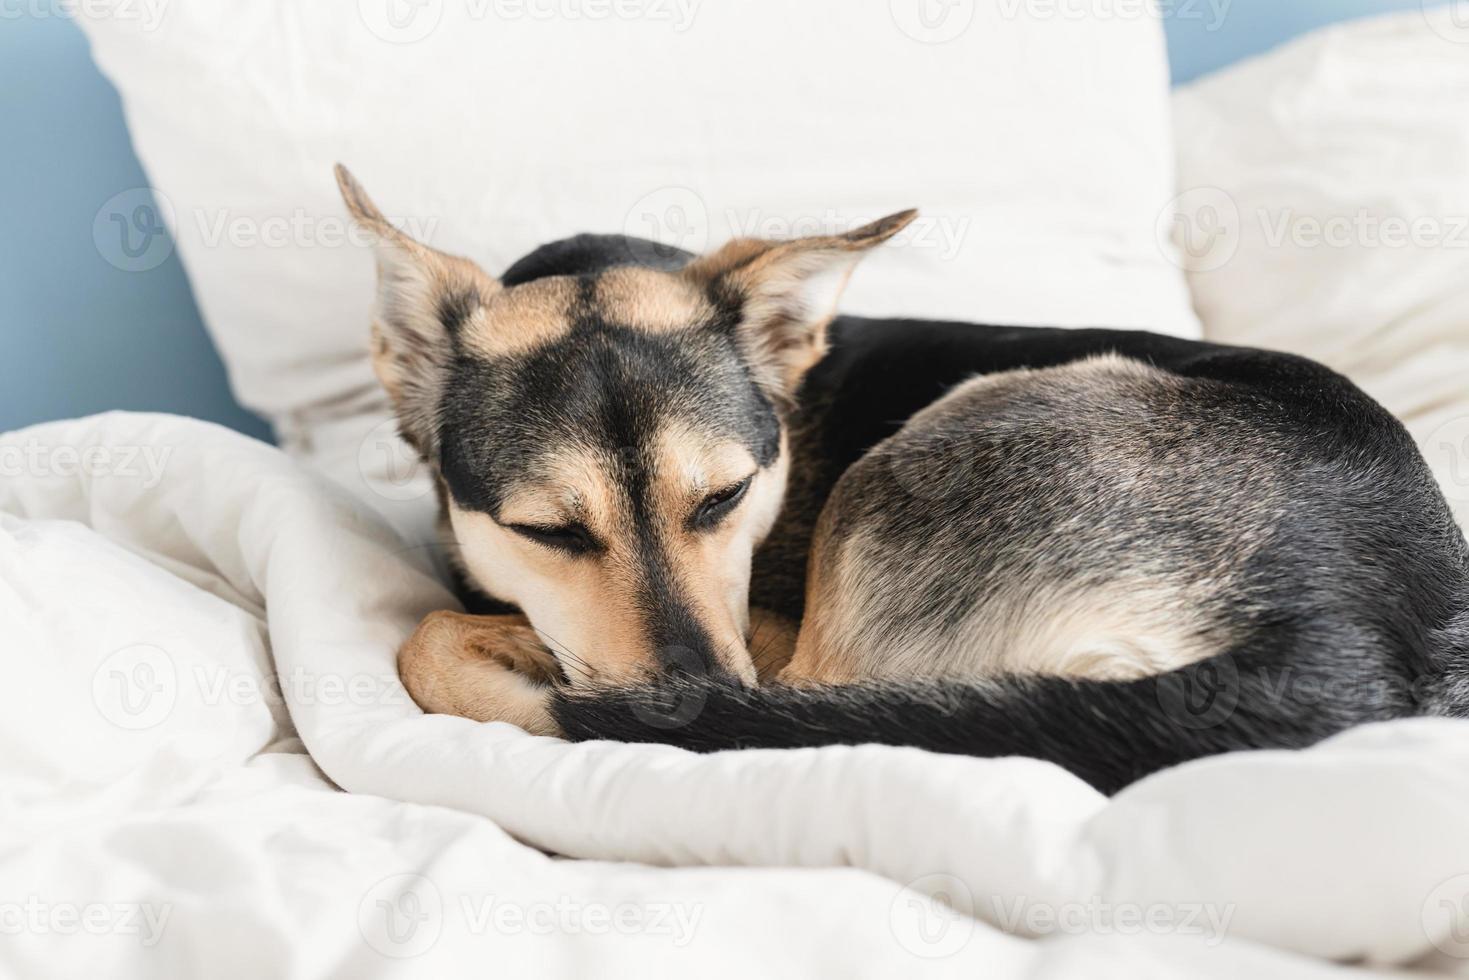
left=398, top=610, right=562, bottom=736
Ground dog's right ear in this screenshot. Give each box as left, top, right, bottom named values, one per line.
left=335, top=164, right=501, bottom=449
left=682, top=210, right=916, bottom=407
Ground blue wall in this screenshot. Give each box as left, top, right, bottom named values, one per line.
left=0, top=1, right=1445, bottom=439
left=0, top=4, right=271, bottom=440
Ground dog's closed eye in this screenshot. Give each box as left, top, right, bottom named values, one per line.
left=690, top=475, right=753, bottom=531
left=506, top=521, right=601, bottom=556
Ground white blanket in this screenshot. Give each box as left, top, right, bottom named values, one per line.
left=4, top=412, right=1468, bottom=979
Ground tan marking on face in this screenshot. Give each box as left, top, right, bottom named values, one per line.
left=459, top=448, right=651, bottom=683
left=495, top=447, right=615, bottom=529
left=653, top=422, right=760, bottom=513
left=448, top=502, right=651, bottom=685
left=446, top=427, right=790, bottom=688
left=594, top=266, right=713, bottom=333
left=647, top=423, right=764, bottom=669
left=459, top=276, right=578, bottom=359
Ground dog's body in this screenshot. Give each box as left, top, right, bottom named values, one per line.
left=557, top=310, right=1469, bottom=793
left=338, top=168, right=1469, bottom=794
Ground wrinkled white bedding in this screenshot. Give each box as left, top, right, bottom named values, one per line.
left=4, top=413, right=1469, bottom=979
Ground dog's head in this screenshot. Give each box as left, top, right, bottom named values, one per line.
left=336, top=165, right=913, bottom=686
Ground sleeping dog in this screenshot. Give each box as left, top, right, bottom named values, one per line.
left=336, top=165, right=1469, bottom=793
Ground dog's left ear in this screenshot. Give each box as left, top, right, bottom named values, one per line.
left=684, top=210, right=916, bottom=403
left=335, top=164, right=501, bottom=451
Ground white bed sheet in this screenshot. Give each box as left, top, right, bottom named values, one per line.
left=4, top=412, right=1468, bottom=978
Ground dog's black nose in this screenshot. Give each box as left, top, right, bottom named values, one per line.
left=644, top=589, right=746, bottom=685
left=655, top=640, right=740, bottom=685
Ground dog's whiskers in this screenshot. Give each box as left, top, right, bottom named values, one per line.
left=748, top=621, right=789, bottom=681
left=530, top=626, right=597, bottom=684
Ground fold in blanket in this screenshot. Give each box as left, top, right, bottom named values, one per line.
left=4, top=413, right=1468, bottom=978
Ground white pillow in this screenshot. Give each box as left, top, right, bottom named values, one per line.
left=79, top=2, right=1197, bottom=415
left=79, top=3, right=1197, bottom=535
left=1170, top=8, right=1469, bottom=530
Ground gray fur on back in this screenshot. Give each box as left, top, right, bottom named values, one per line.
left=802, top=355, right=1308, bottom=680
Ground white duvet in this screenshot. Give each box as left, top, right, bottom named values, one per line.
left=4, top=412, right=1469, bottom=979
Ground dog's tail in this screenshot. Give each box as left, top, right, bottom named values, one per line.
left=552, top=649, right=1418, bottom=794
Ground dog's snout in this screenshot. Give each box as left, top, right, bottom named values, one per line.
left=655, top=637, right=733, bottom=684
left=650, top=608, right=747, bottom=686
